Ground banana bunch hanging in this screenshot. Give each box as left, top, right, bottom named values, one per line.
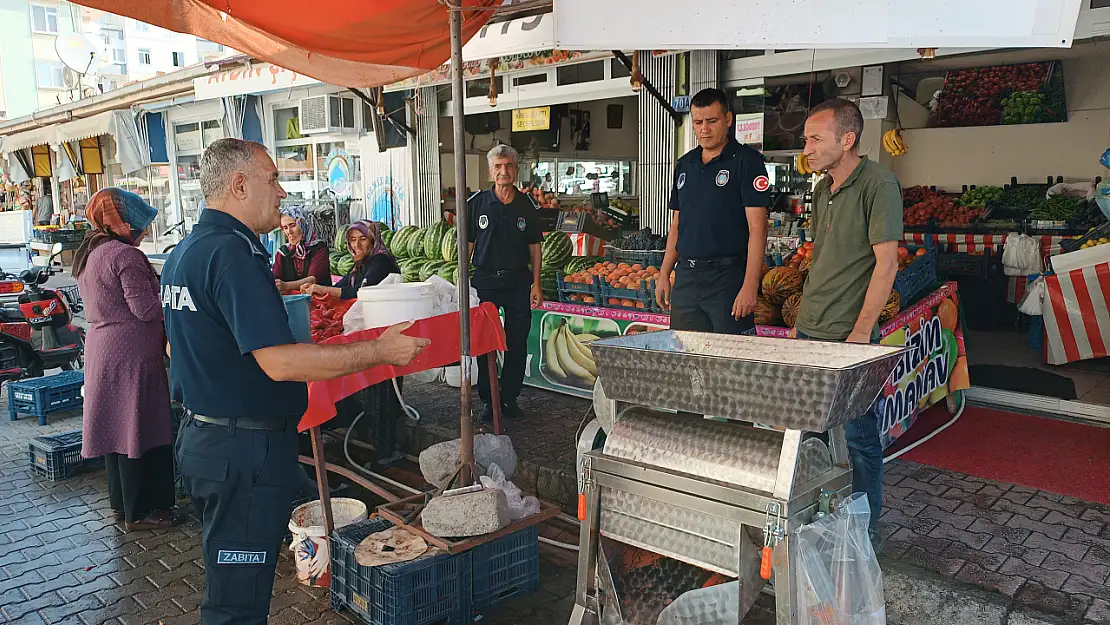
left=796, top=153, right=817, bottom=175
left=883, top=129, right=908, bottom=157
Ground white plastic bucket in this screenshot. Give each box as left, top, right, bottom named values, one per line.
left=444, top=357, right=478, bottom=387
left=288, top=498, right=367, bottom=587
left=357, top=282, right=436, bottom=329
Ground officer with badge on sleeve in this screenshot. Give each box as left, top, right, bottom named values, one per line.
left=656, top=88, right=771, bottom=335
left=161, top=138, right=429, bottom=624
left=467, top=144, right=544, bottom=425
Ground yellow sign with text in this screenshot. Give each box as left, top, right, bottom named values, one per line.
left=512, top=107, right=551, bottom=132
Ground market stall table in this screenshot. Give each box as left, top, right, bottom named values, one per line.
left=1041, top=261, right=1110, bottom=365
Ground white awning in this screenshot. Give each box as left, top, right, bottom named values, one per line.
left=0, top=110, right=147, bottom=175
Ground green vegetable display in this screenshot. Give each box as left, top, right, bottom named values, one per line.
left=958, top=186, right=1004, bottom=208
left=1001, top=91, right=1046, bottom=125
left=1030, top=196, right=1084, bottom=221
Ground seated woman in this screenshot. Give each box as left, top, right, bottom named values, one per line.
left=302, top=220, right=398, bottom=299
left=273, top=207, right=331, bottom=292
left=302, top=220, right=404, bottom=467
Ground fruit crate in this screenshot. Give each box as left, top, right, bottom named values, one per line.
left=1061, top=222, right=1110, bottom=253
left=600, top=281, right=658, bottom=312
left=557, top=273, right=602, bottom=306
left=471, top=526, right=540, bottom=610
left=894, top=245, right=938, bottom=305
left=603, top=247, right=664, bottom=268
left=331, top=517, right=472, bottom=625
left=27, top=431, right=104, bottom=482
left=8, top=371, right=84, bottom=425
left=937, top=249, right=998, bottom=280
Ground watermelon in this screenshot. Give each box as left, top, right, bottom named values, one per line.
left=541, top=231, right=573, bottom=269
left=336, top=255, right=355, bottom=277
left=406, top=228, right=426, bottom=258
left=441, top=227, right=459, bottom=263
left=564, top=255, right=603, bottom=274
left=380, top=228, right=394, bottom=249
left=400, top=258, right=422, bottom=282
left=540, top=266, right=559, bottom=299
left=391, top=226, right=417, bottom=258
left=419, top=260, right=444, bottom=282
left=333, top=225, right=350, bottom=252
left=424, top=220, right=451, bottom=259
left=437, top=262, right=457, bottom=283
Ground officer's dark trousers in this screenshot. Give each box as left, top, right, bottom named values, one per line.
left=475, top=276, right=532, bottom=407
left=177, top=415, right=299, bottom=625
left=670, top=263, right=755, bottom=335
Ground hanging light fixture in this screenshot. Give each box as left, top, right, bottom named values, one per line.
left=630, top=50, right=643, bottom=93
left=488, top=57, right=498, bottom=107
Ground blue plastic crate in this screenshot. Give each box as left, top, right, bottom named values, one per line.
left=600, top=280, right=658, bottom=312
left=557, top=273, right=602, bottom=306
left=331, top=518, right=472, bottom=625
left=471, top=526, right=539, bottom=610
left=8, top=371, right=84, bottom=425
left=894, top=245, right=938, bottom=306
left=27, top=430, right=103, bottom=482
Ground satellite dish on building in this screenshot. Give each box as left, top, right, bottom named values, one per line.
left=55, top=33, right=104, bottom=75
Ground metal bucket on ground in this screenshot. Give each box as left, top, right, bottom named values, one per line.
left=288, top=498, right=367, bottom=587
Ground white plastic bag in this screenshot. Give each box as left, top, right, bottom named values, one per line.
left=1018, top=276, right=1047, bottom=316
left=479, top=462, right=539, bottom=521
left=424, top=275, right=479, bottom=316
left=1001, top=233, right=1043, bottom=277
left=794, top=493, right=886, bottom=625
left=1046, top=181, right=1096, bottom=201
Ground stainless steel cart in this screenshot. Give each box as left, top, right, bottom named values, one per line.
left=568, top=331, right=905, bottom=625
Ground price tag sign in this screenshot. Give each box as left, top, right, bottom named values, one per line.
left=512, top=107, right=551, bottom=132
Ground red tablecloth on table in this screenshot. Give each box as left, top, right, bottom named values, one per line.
left=298, top=302, right=507, bottom=431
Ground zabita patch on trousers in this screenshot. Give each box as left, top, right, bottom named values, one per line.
left=217, top=550, right=266, bottom=564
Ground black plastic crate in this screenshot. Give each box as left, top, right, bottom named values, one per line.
left=472, top=526, right=539, bottom=610
left=557, top=274, right=602, bottom=306
left=937, top=250, right=998, bottom=280
left=331, top=518, right=472, bottom=625
left=604, top=247, right=664, bottom=268
left=894, top=245, right=938, bottom=305
left=8, top=371, right=84, bottom=425
left=27, top=431, right=103, bottom=482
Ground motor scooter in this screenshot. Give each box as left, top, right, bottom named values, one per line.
left=0, top=242, right=85, bottom=383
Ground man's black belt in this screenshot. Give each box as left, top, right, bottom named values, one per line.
left=187, top=412, right=292, bottom=431
left=679, top=256, right=743, bottom=269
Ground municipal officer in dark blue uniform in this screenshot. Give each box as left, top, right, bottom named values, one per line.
left=161, top=138, right=428, bottom=624
left=656, top=88, right=770, bottom=334
left=468, top=144, right=544, bottom=424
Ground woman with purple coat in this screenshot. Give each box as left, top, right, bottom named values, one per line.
left=74, top=188, right=181, bottom=531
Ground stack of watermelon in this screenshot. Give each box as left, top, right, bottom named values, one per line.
left=537, top=231, right=574, bottom=300
left=389, top=220, right=475, bottom=286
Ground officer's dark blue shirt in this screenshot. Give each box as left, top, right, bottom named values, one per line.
left=467, top=187, right=543, bottom=273
left=668, top=139, right=771, bottom=259
left=161, top=209, right=307, bottom=420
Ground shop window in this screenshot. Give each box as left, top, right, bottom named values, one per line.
left=134, top=20, right=149, bottom=32
left=465, top=76, right=504, bottom=99
left=557, top=61, right=605, bottom=86
left=276, top=145, right=314, bottom=199
left=172, top=52, right=186, bottom=68
left=274, top=106, right=303, bottom=141
left=35, top=61, right=65, bottom=89
left=556, top=160, right=635, bottom=197
left=30, top=5, right=58, bottom=34
left=610, top=58, right=631, bottom=79
left=138, top=49, right=152, bottom=65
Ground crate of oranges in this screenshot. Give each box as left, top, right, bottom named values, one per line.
left=562, top=261, right=661, bottom=311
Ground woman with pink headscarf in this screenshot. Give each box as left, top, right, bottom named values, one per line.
left=302, top=220, right=397, bottom=299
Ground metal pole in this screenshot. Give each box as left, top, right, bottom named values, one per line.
left=449, top=0, right=474, bottom=488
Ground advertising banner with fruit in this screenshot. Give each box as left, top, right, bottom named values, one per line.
left=877, top=281, right=970, bottom=449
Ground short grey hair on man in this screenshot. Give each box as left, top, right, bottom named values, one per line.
left=487, top=143, right=519, bottom=166
left=200, top=138, right=266, bottom=201
left=808, top=98, right=865, bottom=151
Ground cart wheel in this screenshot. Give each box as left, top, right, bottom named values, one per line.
left=945, top=390, right=962, bottom=414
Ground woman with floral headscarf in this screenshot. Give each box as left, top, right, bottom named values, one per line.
left=302, top=220, right=398, bottom=300
left=273, top=207, right=331, bottom=293
left=73, top=188, right=182, bottom=531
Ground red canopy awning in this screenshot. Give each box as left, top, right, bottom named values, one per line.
left=72, top=0, right=500, bottom=88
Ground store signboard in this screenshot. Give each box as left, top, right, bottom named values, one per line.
left=512, top=107, right=551, bottom=132
left=877, top=281, right=970, bottom=449
left=193, top=62, right=320, bottom=101
left=734, top=113, right=764, bottom=150
left=463, top=12, right=555, bottom=61
left=325, top=148, right=352, bottom=200
left=552, top=0, right=1085, bottom=49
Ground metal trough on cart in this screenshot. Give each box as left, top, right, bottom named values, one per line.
left=568, top=331, right=905, bottom=625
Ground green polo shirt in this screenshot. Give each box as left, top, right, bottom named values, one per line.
left=796, top=157, right=903, bottom=341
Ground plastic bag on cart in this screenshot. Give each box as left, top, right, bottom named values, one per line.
left=1002, top=233, right=1043, bottom=277
left=656, top=528, right=765, bottom=624
left=793, top=493, right=886, bottom=625
left=479, top=462, right=539, bottom=521
left=1046, top=181, right=1096, bottom=201
left=1018, top=275, right=1047, bottom=316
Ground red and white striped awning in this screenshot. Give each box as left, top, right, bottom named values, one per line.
left=1043, top=262, right=1110, bottom=365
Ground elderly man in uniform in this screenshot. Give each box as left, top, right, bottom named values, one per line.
left=161, top=138, right=429, bottom=624
left=795, top=98, right=903, bottom=551
left=468, top=144, right=544, bottom=425
left=656, top=88, right=770, bottom=335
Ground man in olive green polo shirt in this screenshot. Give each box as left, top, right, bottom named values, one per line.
left=795, top=98, right=902, bottom=549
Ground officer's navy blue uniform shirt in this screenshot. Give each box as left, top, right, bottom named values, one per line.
left=161, top=209, right=308, bottom=420
left=669, top=139, right=771, bottom=259
left=467, top=188, right=544, bottom=274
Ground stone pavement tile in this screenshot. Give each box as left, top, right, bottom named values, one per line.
left=1087, top=598, right=1110, bottom=623
left=954, top=563, right=1024, bottom=597
left=929, top=522, right=992, bottom=550
left=1, top=589, right=68, bottom=623
left=906, top=490, right=962, bottom=512
left=36, top=593, right=104, bottom=623
left=1025, top=532, right=1089, bottom=561
left=1060, top=573, right=1110, bottom=599
left=1008, top=513, right=1068, bottom=540
left=897, top=545, right=965, bottom=577
left=54, top=571, right=120, bottom=603
left=941, top=543, right=1007, bottom=572
left=969, top=518, right=1032, bottom=546
left=919, top=504, right=979, bottom=530
left=1027, top=495, right=1089, bottom=518
left=1043, top=510, right=1104, bottom=537
left=119, top=598, right=188, bottom=625
left=929, top=473, right=984, bottom=495
left=998, top=558, right=1070, bottom=590
left=1042, top=552, right=1110, bottom=585
left=992, top=497, right=1050, bottom=521
left=1015, top=581, right=1093, bottom=623
left=983, top=536, right=1050, bottom=567
left=953, top=501, right=1014, bottom=527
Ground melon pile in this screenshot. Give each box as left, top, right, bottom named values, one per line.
left=389, top=220, right=473, bottom=286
